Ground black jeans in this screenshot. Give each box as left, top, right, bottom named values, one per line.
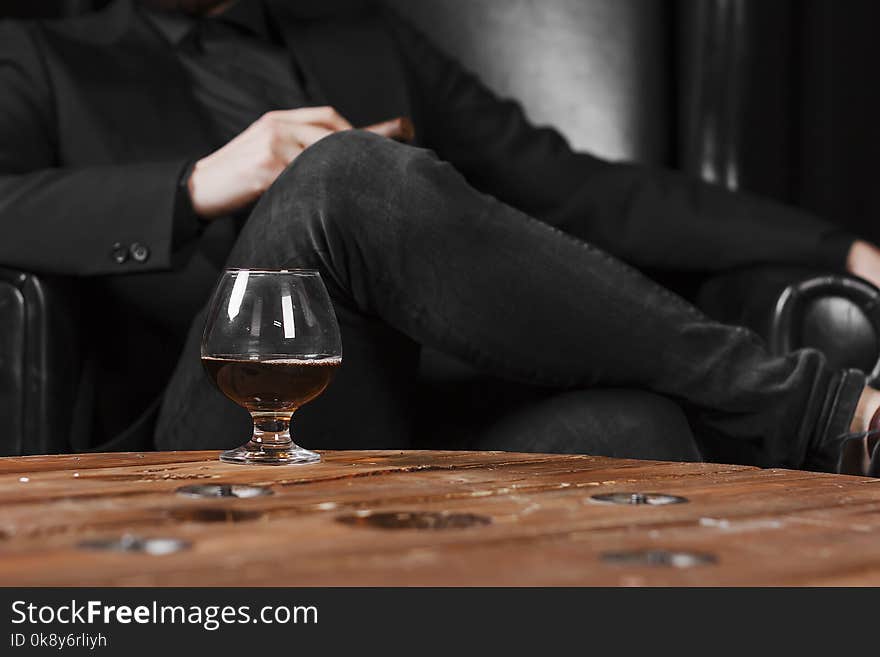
left=156, top=131, right=863, bottom=468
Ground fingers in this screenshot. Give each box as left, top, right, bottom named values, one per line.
left=265, top=106, right=353, bottom=131
left=363, top=116, right=415, bottom=143
left=268, top=135, right=303, bottom=165
left=257, top=107, right=349, bottom=165
left=289, top=122, right=334, bottom=148
left=263, top=119, right=334, bottom=164
left=191, top=107, right=352, bottom=220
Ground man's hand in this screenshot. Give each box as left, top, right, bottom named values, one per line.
left=847, top=239, right=880, bottom=289
left=187, top=106, right=353, bottom=219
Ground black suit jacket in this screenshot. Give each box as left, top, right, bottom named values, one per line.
left=0, top=0, right=856, bottom=450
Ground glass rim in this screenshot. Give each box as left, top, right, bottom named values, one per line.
left=222, top=268, right=321, bottom=276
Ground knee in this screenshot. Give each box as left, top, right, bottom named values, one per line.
left=272, top=129, right=407, bottom=202
left=313, top=128, right=399, bottom=159
left=258, top=130, right=413, bottom=238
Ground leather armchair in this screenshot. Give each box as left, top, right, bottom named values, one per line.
left=699, top=266, right=880, bottom=379
left=1, top=0, right=878, bottom=456
left=678, top=0, right=880, bottom=381
left=392, top=0, right=880, bottom=451
left=0, top=269, right=84, bottom=455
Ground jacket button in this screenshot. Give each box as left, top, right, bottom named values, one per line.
left=130, top=242, right=150, bottom=263
left=110, top=242, right=128, bottom=264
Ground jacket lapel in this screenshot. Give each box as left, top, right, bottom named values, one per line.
left=265, top=0, right=411, bottom=128
left=48, top=0, right=410, bottom=162
left=47, top=0, right=218, bottom=163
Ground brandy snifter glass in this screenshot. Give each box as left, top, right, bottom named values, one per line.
left=201, top=269, right=342, bottom=465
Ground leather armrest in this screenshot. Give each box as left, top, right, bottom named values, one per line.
left=697, top=265, right=880, bottom=381
left=0, top=268, right=83, bottom=456
left=0, top=271, right=26, bottom=455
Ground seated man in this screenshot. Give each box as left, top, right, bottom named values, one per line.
left=1, top=0, right=879, bottom=472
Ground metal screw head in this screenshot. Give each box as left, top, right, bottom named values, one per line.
left=601, top=549, right=717, bottom=568
left=590, top=492, right=688, bottom=506
left=175, top=484, right=273, bottom=499
left=78, top=534, right=190, bottom=556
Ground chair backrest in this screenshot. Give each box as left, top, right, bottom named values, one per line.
left=385, top=0, right=673, bottom=166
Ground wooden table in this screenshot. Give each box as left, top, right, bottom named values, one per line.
left=1, top=450, right=880, bottom=586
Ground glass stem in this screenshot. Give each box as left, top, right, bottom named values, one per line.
left=251, top=412, right=295, bottom=448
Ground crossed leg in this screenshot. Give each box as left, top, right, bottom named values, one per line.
left=156, top=131, right=862, bottom=468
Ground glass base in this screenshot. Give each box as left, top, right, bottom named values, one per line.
left=219, top=441, right=321, bottom=466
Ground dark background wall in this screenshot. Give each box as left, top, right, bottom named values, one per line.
left=736, top=1, right=880, bottom=243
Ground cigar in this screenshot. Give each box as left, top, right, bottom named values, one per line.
left=363, top=116, right=416, bottom=144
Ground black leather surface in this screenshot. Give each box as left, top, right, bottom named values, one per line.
left=699, top=266, right=880, bottom=379
left=679, top=0, right=747, bottom=188
left=772, top=275, right=880, bottom=382
left=801, top=298, right=877, bottom=372
left=386, top=0, right=671, bottom=164
left=0, top=270, right=26, bottom=455
left=0, top=268, right=83, bottom=456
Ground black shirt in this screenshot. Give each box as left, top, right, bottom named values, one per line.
left=144, top=0, right=310, bottom=142
left=142, top=0, right=312, bottom=247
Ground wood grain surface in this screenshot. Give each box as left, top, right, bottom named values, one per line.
left=1, top=450, right=879, bottom=586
